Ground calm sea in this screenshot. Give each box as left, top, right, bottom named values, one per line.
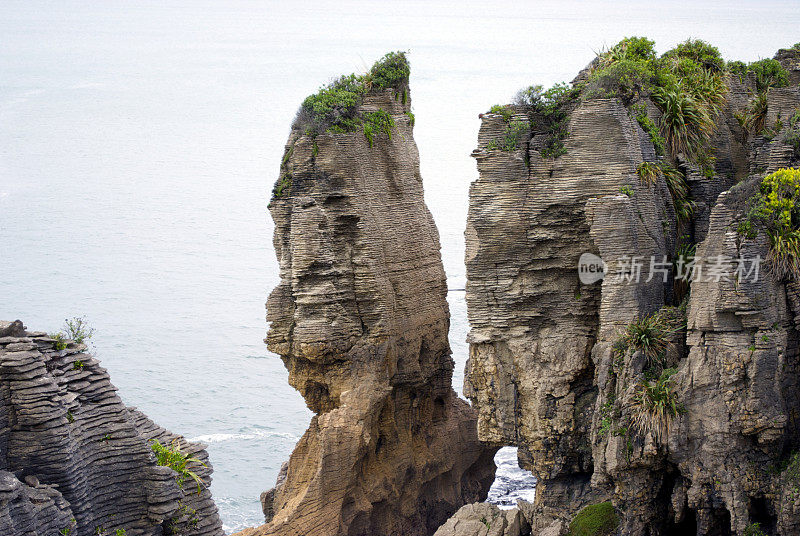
left=2, top=1, right=798, bottom=531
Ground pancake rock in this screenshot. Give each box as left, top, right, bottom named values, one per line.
left=462, top=44, right=800, bottom=535
left=251, top=56, right=497, bottom=536
left=0, top=319, right=224, bottom=536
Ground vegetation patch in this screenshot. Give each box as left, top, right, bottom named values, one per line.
left=614, top=309, right=682, bottom=371
left=151, top=439, right=206, bottom=493
left=738, top=168, right=800, bottom=280
left=50, top=316, right=94, bottom=350
left=51, top=332, right=69, bottom=350
left=630, top=104, right=666, bottom=156
left=584, top=37, right=727, bottom=170
left=362, top=110, right=395, bottom=147
left=659, top=162, right=695, bottom=224
left=631, top=367, right=682, bottom=443
left=636, top=161, right=661, bottom=186
left=744, top=523, right=768, bottom=536
left=513, top=83, right=580, bottom=159
left=782, top=109, right=800, bottom=158
left=487, top=104, right=514, bottom=122
left=292, top=51, right=408, bottom=140
left=568, top=502, right=620, bottom=536
left=487, top=119, right=529, bottom=152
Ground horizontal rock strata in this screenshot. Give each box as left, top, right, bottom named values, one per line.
left=0, top=319, right=224, bottom=536
left=249, top=70, right=497, bottom=536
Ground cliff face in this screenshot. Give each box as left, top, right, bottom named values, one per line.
left=463, top=46, right=800, bottom=536
left=253, top=64, right=496, bottom=536
left=0, top=320, right=224, bottom=536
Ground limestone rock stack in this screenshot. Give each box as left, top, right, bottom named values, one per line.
left=462, top=46, right=800, bottom=535
left=0, top=320, right=224, bottom=536
left=253, top=59, right=497, bottom=536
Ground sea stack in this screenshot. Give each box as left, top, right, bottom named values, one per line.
left=255, top=53, right=497, bottom=536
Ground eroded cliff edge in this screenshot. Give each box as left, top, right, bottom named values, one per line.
left=0, top=319, right=224, bottom=536
left=252, top=53, right=497, bottom=536
left=463, top=41, right=800, bottom=535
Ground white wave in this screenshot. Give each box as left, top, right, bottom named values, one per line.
left=190, top=429, right=300, bottom=444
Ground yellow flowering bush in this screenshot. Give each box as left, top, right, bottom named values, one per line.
left=757, top=168, right=800, bottom=279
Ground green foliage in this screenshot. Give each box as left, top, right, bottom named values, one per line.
left=663, top=39, right=725, bottom=73
left=51, top=332, right=68, bottom=350
left=659, top=163, right=695, bottom=224
left=115, top=530, right=127, bottom=536
left=651, top=85, right=716, bottom=160
left=488, top=104, right=514, bottom=122
left=63, top=316, right=94, bottom=344
left=587, top=59, right=655, bottom=104
left=367, top=51, right=410, bottom=91
left=603, top=36, right=657, bottom=64
left=488, top=120, right=529, bottom=152
left=793, top=43, right=800, bottom=51
left=727, top=60, right=748, bottom=83
left=631, top=368, right=682, bottom=443
left=749, top=58, right=790, bottom=93
left=536, top=83, right=580, bottom=159
left=298, top=74, right=366, bottom=133
left=272, top=175, right=291, bottom=199
left=616, top=310, right=681, bottom=371
left=568, top=502, right=620, bottom=536
left=405, top=110, right=415, bottom=127
left=67, top=410, right=74, bottom=423
left=747, top=168, right=800, bottom=280
left=785, top=451, right=800, bottom=494
left=151, top=439, right=207, bottom=493
left=736, top=91, right=769, bottom=134
left=50, top=316, right=94, bottom=350
left=619, top=185, right=634, bottom=197
left=636, top=161, right=661, bottom=186
left=783, top=109, right=800, bottom=158
left=294, top=51, right=408, bottom=135
left=73, top=360, right=84, bottom=370
left=362, top=110, right=395, bottom=147
left=630, top=104, right=666, bottom=156
left=512, top=85, right=543, bottom=107
left=744, top=523, right=767, bottom=536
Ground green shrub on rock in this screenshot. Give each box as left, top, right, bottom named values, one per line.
left=748, top=58, right=790, bottom=93
left=631, top=368, right=682, bottom=443
left=662, top=39, right=725, bottom=73
left=292, top=51, right=408, bottom=138
left=568, top=502, right=620, bottom=536
left=367, top=51, right=410, bottom=92
left=744, top=522, right=768, bottom=536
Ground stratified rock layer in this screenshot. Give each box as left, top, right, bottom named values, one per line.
left=254, top=85, right=496, bottom=536
left=0, top=320, right=224, bottom=536
left=464, top=50, right=800, bottom=535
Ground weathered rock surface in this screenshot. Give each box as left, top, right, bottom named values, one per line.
left=461, top=49, right=800, bottom=535
left=433, top=502, right=531, bottom=536
left=0, top=320, right=224, bottom=536
left=250, top=79, right=496, bottom=535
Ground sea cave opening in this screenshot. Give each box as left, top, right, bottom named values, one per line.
left=485, top=446, right=537, bottom=508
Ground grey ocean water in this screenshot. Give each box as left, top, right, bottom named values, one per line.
left=1, top=1, right=798, bottom=531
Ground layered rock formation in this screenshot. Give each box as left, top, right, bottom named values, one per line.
left=0, top=320, right=224, bottom=536
left=250, top=59, right=497, bottom=536
left=462, top=45, right=800, bottom=535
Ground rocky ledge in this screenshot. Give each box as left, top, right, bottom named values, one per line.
left=0, top=319, right=224, bottom=536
